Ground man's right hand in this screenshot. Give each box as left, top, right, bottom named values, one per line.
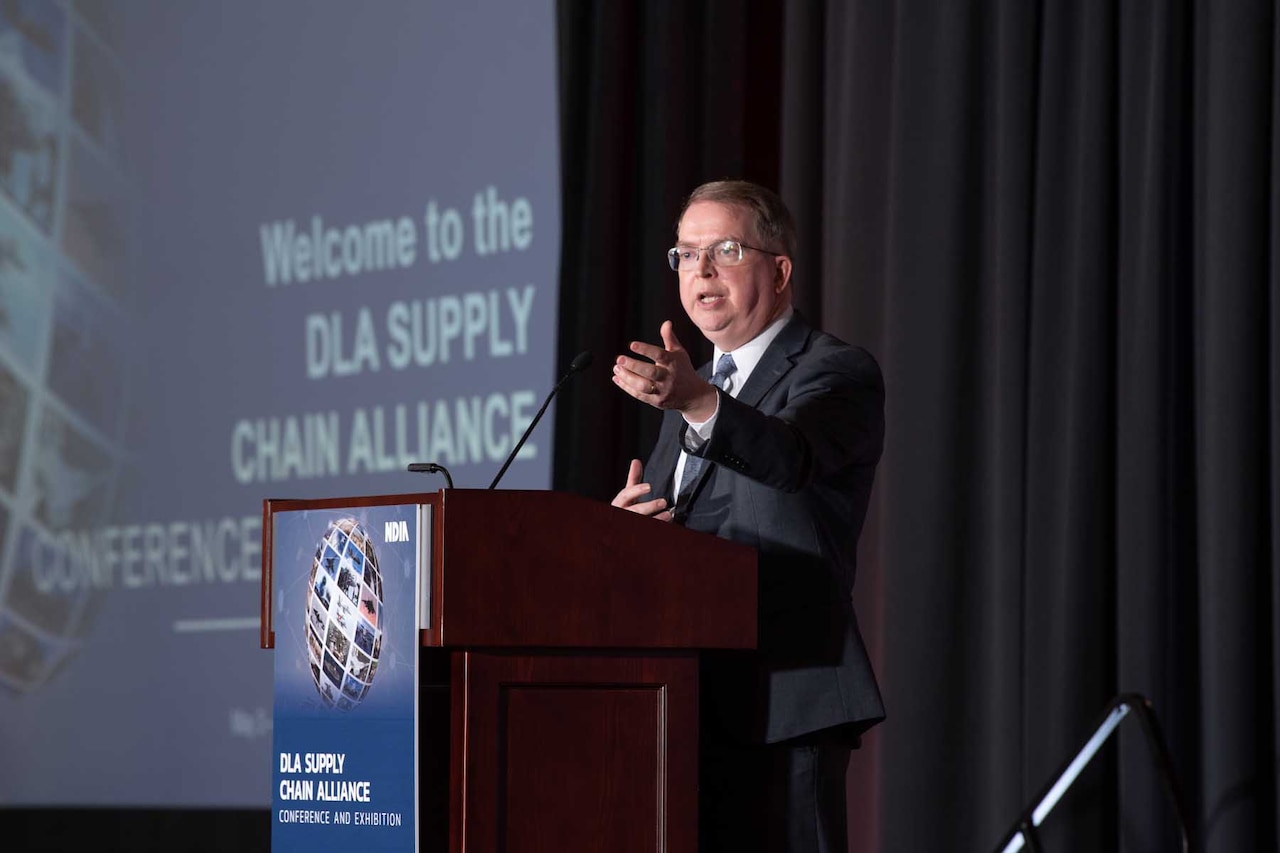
left=610, top=459, right=672, bottom=521
left=612, top=321, right=719, bottom=422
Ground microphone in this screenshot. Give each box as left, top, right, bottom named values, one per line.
left=488, top=350, right=593, bottom=489
left=407, top=462, right=454, bottom=489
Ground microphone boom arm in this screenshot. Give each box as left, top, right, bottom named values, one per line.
left=488, top=350, right=592, bottom=489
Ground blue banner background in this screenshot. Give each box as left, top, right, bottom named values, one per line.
left=271, top=504, right=421, bottom=851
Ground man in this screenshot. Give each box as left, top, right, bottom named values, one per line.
left=611, top=180, right=884, bottom=852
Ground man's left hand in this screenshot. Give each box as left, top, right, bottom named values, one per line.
left=613, top=321, right=718, bottom=421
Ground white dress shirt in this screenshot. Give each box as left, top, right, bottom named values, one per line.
left=672, top=307, right=794, bottom=504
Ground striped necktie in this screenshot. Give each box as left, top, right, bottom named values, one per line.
left=677, top=353, right=737, bottom=497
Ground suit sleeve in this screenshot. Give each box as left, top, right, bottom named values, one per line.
left=685, top=345, right=885, bottom=493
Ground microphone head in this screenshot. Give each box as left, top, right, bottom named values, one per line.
left=568, top=350, right=593, bottom=373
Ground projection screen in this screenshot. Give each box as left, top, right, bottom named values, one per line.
left=0, top=0, right=560, bottom=806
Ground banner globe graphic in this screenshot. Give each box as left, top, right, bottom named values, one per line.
left=306, top=518, right=384, bottom=710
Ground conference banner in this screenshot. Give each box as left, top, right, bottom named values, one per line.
left=271, top=504, right=424, bottom=851
left=0, top=1, right=559, bottom=807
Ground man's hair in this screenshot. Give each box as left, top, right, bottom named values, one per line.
left=679, top=180, right=797, bottom=257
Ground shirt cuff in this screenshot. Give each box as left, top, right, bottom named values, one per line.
left=681, top=390, right=721, bottom=449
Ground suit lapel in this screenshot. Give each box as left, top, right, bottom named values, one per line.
left=733, top=314, right=812, bottom=409
left=678, top=315, right=814, bottom=512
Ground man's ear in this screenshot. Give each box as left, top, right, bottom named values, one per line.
left=775, top=255, right=793, bottom=294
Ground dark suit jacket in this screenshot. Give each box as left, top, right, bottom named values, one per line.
left=642, top=314, right=885, bottom=744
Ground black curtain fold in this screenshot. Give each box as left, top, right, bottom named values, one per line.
left=1020, top=0, right=1117, bottom=845
left=1114, top=2, right=1199, bottom=851
left=554, top=0, right=784, bottom=501
left=1190, top=1, right=1276, bottom=848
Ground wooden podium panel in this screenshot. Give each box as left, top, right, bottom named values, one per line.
left=451, top=652, right=698, bottom=853
left=430, top=489, right=756, bottom=650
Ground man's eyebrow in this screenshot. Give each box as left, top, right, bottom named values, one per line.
left=675, top=235, right=740, bottom=246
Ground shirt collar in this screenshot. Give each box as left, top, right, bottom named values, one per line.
left=713, top=306, right=794, bottom=395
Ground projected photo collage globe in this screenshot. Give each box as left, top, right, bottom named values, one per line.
left=0, top=3, right=130, bottom=695
left=306, top=518, right=384, bottom=711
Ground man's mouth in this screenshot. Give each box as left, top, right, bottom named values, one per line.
left=697, top=293, right=726, bottom=305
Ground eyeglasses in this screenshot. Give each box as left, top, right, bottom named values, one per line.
left=666, top=239, right=781, bottom=271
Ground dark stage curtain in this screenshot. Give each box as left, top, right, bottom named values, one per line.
left=556, top=1, right=1280, bottom=851
left=553, top=0, right=785, bottom=496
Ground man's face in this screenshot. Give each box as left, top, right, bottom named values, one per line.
left=676, top=200, right=792, bottom=352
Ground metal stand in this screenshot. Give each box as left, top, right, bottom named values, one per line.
left=992, top=693, right=1191, bottom=853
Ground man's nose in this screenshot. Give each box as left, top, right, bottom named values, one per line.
left=696, top=250, right=716, bottom=275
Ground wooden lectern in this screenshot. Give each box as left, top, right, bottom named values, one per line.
left=261, top=489, right=757, bottom=852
